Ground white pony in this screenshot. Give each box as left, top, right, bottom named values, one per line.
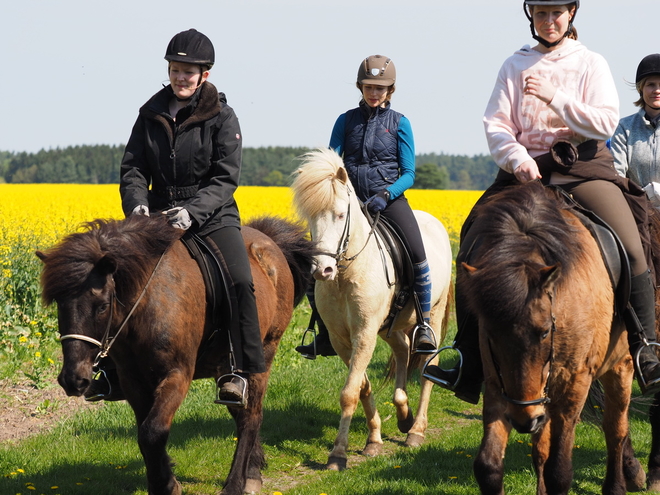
left=291, top=147, right=453, bottom=470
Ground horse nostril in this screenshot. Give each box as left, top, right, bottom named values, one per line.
left=323, top=266, right=334, bottom=275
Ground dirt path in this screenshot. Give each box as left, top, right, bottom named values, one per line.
left=0, top=379, right=93, bottom=445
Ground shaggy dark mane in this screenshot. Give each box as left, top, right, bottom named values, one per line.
left=463, top=182, right=582, bottom=322
left=39, top=215, right=182, bottom=305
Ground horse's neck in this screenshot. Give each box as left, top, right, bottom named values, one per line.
left=344, top=201, right=386, bottom=272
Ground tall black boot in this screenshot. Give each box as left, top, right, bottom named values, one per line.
left=423, top=273, right=483, bottom=404
left=295, top=283, right=337, bottom=359
left=626, top=271, right=660, bottom=395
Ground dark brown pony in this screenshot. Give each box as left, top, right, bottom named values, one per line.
left=36, top=214, right=316, bottom=495
left=460, top=182, right=645, bottom=495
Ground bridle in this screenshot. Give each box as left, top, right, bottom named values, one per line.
left=488, top=287, right=557, bottom=407
left=320, top=185, right=381, bottom=269
left=59, top=250, right=167, bottom=366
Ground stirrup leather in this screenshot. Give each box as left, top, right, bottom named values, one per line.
left=215, top=373, right=248, bottom=408
left=85, top=367, right=112, bottom=402
left=411, top=323, right=437, bottom=355
left=633, top=341, right=660, bottom=391
left=421, top=346, right=464, bottom=389
left=297, top=326, right=319, bottom=360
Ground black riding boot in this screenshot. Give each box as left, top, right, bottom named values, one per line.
left=296, top=283, right=337, bottom=358
left=423, top=274, right=483, bottom=404
left=296, top=316, right=337, bottom=358
left=626, top=271, right=660, bottom=395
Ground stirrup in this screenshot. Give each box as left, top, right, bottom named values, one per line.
left=634, top=342, right=660, bottom=392
left=215, top=373, right=248, bottom=408
left=85, top=367, right=112, bottom=402
left=421, top=346, right=464, bottom=389
left=297, top=326, right=319, bottom=360
left=411, top=323, right=437, bottom=354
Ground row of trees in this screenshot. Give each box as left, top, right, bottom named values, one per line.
left=0, top=146, right=498, bottom=190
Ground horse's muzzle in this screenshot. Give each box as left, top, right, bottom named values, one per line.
left=506, top=408, right=547, bottom=434
left=57, top=367, right=91, bottom=397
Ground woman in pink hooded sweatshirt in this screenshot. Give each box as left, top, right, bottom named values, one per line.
left=424, top=0, right=660, bottom=403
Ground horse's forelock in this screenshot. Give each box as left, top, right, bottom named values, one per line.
left=292, top=148, right=349, bottom=220
left=40, top=215, right=180, bottom=305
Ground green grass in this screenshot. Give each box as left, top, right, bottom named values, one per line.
left=0, top=307, right=656, bottom=494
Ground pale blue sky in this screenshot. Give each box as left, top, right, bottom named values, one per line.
left=1, top=0, right=656, bottom=156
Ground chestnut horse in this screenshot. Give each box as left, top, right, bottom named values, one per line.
left=291, top=148, right=453, bottom=470
left=36, top=214, right=316, bottom=495
left=460, top=182, right=645, bottom=494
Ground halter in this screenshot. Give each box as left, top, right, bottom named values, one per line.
left=59, top=250, right=167, bottom=366
left=489, top=287, right=557, bottom=407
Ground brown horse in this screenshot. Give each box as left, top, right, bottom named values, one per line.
left=36, top=214, right=316, bottom=495
left=460, top=182, right=645, bottom=494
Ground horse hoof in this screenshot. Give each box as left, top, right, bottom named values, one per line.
left=648, top=478, right=660, bottom=493
left=327, top=456, right=347, bottom=471
left=404, top=432, right=425, bottom=448
left=171, top=480, right=183, bottom=495
left=397, top=410, right=414, bottom=434
left=244, top=478, right=262, bottom=494
left=363, top=442, right=383, bottom=457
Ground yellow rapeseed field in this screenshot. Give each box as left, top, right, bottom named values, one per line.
left=0, top=184, right=482, bottom=253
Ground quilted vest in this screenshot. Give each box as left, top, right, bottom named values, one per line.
left=343, top=103, right=402, bottom=202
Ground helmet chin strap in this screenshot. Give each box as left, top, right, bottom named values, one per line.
left=524, top=5, right=576, bottom=49
left=174, top=74, right=205, bottom=102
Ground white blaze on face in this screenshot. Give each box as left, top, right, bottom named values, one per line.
left=310, top=198, right=349, bottom=282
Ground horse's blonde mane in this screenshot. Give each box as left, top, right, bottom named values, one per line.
left=291, top=148, right=350, bottom=220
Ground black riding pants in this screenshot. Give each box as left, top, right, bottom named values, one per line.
left=381, top=195, right=427, bottom=264
left=207, top=226, right=266, bottom=374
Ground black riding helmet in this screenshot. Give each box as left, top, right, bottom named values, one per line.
left=523, top=0, right=580, bottom=49
left=165, top=28, right=215, bottom=70
left=636, top=54, right=660, bottom=84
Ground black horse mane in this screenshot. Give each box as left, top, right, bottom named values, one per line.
left=39, top=215, right=181, bottom=305
left=464, top=182, right=583, bottom=322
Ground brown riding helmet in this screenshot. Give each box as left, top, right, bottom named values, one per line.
left=357, top=55, right=396, bottom=87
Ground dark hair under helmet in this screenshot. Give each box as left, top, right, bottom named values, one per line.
left=636, top=54, right=660, bottom=83
left=164, top=29, right=215, bottom=69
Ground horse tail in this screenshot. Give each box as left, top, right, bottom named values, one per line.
left=245, top=216, right=318, bottom=306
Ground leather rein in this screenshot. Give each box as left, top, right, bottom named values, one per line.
left=59, top=250, right=167, bottom=366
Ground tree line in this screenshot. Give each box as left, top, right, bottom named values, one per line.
left=0, top=145, right=498, bottom=190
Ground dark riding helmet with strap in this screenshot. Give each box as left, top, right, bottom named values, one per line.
left=523, top=0, right=580, bottom=49
left=165, top=28, right=215, bottom=71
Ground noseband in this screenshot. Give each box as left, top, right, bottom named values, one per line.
left=59, top=250, right=167, bottom=365
left=489, top=288, right=557, bottom=407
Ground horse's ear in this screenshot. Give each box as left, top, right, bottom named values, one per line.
left=461, top=262, right=478, bottom=275
left=539, top=264, right=561, bottom=290
left=35, top=250, right=47, bottom=263
left=336, top=166, right=349, bottom=185
left=96, top=255, right=117, bottom=276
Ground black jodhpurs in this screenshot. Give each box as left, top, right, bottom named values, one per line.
left=381, top=195, right=427, bottom=264
left=207, top=226, right=266, bottom=374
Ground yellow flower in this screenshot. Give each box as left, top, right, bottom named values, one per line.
left=18, top=336, right=27, bottom=343
left=16, top=469, right=24, bottom=473
left=34, top=352, right=41, bottom=358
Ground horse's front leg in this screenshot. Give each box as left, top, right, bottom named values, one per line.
left=385, top=330, right=414, bottom=434
left=600, top=362, right=643, bottom=495
left=221, top=372, right=268, bottom=495
left=128, top=369, right=191, bottom=495
left=474, top=385, right=510, bottom=495
left=328, top=330, right=380, bottom=471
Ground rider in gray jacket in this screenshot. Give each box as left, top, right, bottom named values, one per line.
left=611, top=53, right=660, bottom=207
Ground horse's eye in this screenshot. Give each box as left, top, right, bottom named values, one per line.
left=337, top=213, right=346, bottom=221
left=97, top=303, right=110, bottom=316
left=541, top=329, right=550, bottom=340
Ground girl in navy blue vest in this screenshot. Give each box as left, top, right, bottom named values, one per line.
left=296, top=55, right=436, bottom=357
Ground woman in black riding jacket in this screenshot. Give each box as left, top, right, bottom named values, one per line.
left=119, top=28, right=265, bottom=407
